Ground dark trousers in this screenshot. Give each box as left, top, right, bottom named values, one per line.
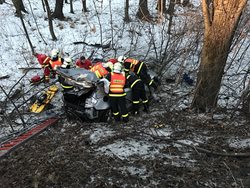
left=109, top=96, right=128, bottom=118
left=132, top=82, right=148, bottom=111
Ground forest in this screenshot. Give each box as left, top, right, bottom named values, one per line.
left=0, top=0, right=249, bottom=187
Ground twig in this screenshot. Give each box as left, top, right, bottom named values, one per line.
left=223, top=161, right=238, bottom=185
left=0, top=75, right=10, bottom=80
left=143, top=131, right=250, bottom=158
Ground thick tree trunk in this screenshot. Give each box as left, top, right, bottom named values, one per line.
left=12, top=0, right=27, bottom=17
left=124, top=0, right=130, bottom=22
left=52, top=0, right=65, bottom=20
left=157, top=0, right=166, bottom=23
left=136, top=0, right=151, bottom=21
left=81, top=0, right=88, bottom=12
left=192, top=0, right=247, bottom=112
left=166, top=0, right=175, bottom=34
left=156, top=0, right=166, bottom=13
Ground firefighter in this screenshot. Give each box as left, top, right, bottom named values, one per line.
left=75, top=56, right=92, bottom=70
left=49, top=49, right=63, bottom=77
left=125, top=71, right=149, bottom=114
left=57, top=57, right=76, bottom=103
left=107, top=58, right=118, bottom=64
left=35, top=53, right=51, bottom=82
left=105, top=62, right=129, bottom=122
left=58, top=57, right=74, bottom=92
left=118, top=56, right=158, bottom=91
left=90, top=62, right=113, bottom=79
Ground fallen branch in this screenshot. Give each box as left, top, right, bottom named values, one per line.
left=19, top=67, right=41, bottom=71
left=0, top=75, right=10, bottom=80
left=73, top=41, right=111, bottom=49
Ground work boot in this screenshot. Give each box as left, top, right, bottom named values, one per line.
left=114, top=115, right=121, bottom=122
left=132, top=105, right=140, bottom=115
left=143, top=103, right=149, bottom=113
left=122, top=116, right=129, bottom=123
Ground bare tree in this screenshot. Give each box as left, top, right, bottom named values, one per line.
left=43, top=0, right=57, bottom=41
left=52, top=0, right=65, bottom=20
left=124, top=0, right=130, bottom=22
left=166, top=0, right=175, bottom=34
left=81, top=0, right=88, bottom=12
left=156, top=0, right=166, bottom=13
left=191, top=0, right=248, bottom=112
left=69, top=0, right=74, bottom=13
left=12, top=0, right=27, bottom=17
left=136, top=0, right=151, bottom=21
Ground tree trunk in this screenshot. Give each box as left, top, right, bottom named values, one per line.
left=81, top=0, right=88, bottom=12
left=52, top=0, right=65, bottom=20
left=136, top=0, right=151, bottom=21
left=166, top=0, right=175, bottom=34
left=156, top=0, right=166, bottom=13
left=0, top=0, right=5, bottom=4
left=44, top=0, right=57, bottom=41
left=69, top=0, right=74, bottom=13
left=157, top=0, right=165, bottom=23
left=17, top=7, right=35, bottom=54
left=124, top=0, right=130, bottom=22
left=12, top=0, right=27, bottom=17
left=191, top=0, right=247, bottom=112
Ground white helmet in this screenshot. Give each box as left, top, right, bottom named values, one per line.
left=117, top=56, right=127, bottom=63
left=113, top=62, right=123, bottom=73
left=61, top=57, right=72, bottom=69
left=51, top=49, right=60, bottom=60
left=105, top=61, right=114, bottom=71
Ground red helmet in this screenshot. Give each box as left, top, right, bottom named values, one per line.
left=108, top=58, right=118, bottom=64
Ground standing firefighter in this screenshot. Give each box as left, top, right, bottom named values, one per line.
left=105, top=63, right=129, bottom=122
left=58, top=57, right=74, bottom=92
left=57, top=57, right=77, bottom=103
left=118, top=56, right=158, bottom=91
left=125, top=71, right=149, bottom=114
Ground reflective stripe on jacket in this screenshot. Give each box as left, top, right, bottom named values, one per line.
left=109, top=72, right=126, bottom=95
left=91, top=63, right=108, bottom=78
left=50, top=58, right=62, bottom=70
left=124, top=58, right=140, bottom=72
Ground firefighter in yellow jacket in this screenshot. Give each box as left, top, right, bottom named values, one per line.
left=118, top=56, right=158, bottom=91
left=125, top=71, right=149, bottom=114
left=105, top=63, right=129, bottom=122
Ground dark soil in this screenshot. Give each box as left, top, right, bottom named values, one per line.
left=0, top=106, right=250, bottom=187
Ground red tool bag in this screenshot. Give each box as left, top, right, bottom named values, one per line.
left=31, top=75, right=42, bottom=84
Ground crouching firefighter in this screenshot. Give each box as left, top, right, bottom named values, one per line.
left=118, top=56, right=158, bottom=92
left=105, top=63, right=129, bottom=123
left=125, top=71, right=149, bottom=114
left=57, top=58, right=75, bottom=102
